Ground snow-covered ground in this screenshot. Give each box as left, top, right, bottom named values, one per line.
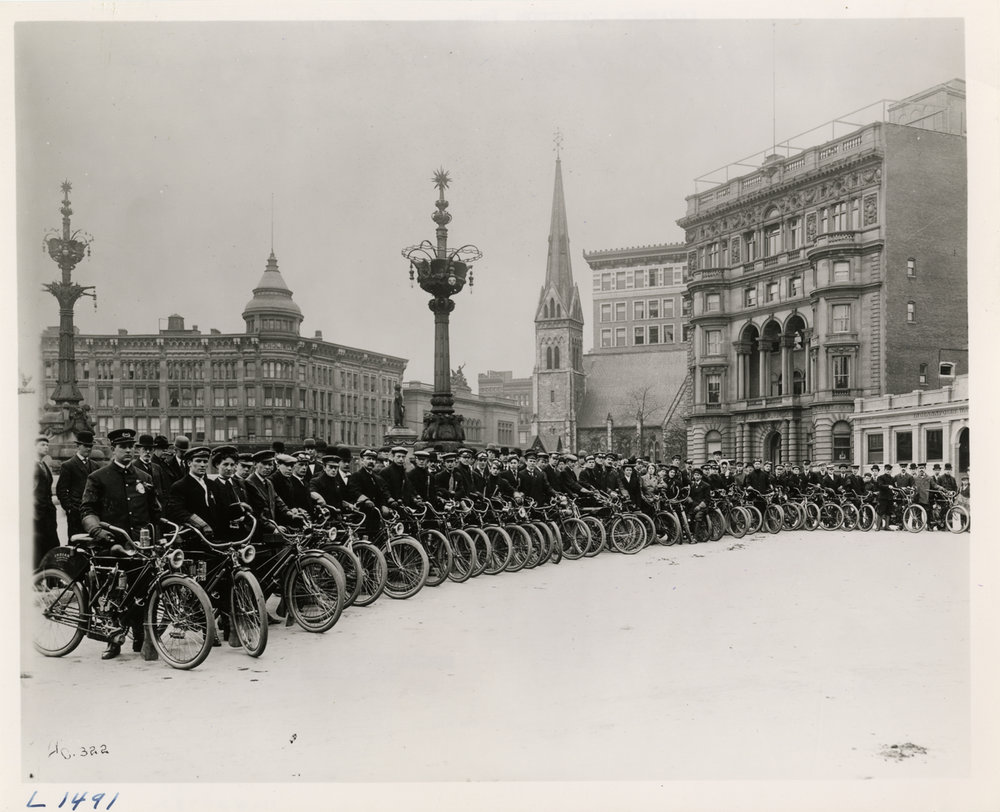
left=19, top=528, right=986, bottom=808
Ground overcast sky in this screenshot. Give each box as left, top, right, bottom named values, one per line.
left=14, top=16, right=966, bottom=388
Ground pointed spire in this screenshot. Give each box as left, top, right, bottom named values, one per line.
left=544, top=156, right=574, bottom=306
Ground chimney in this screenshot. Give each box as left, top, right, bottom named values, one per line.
left=314, top=330, right=323, bottom=340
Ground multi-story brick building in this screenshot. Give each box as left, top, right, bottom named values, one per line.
left=678, top=79, right=967, bottom=465
left=583, top=242, right=690, bottom=351
left=40, top=251, right=407, bottom=450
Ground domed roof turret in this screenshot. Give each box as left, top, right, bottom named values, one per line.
left=242, top=251, right=303, bottom=334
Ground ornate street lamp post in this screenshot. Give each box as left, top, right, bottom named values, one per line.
left=40, top=180, right=96, bottom=438
left=402, top=169, right=482, bottom=447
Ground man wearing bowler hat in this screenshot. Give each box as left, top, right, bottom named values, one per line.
left=79, top=427, right=161, bottom=659
left=133, top=433, right=166, bottom=498
left=56, top=430, right=98, bottom=539
left=159, top=434, right=189, bottom=492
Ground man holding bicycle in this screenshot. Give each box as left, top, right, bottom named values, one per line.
left=79, top=427, right=161, bottom=660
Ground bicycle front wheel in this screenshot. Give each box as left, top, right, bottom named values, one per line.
left=902, top=504, right=927, bottom=533
left=384, top=536, right=429, bottom=599
left=230, top=569, right=268, bottom=657
left=352, top=541, right=388, bottom=606
left=419, top=529, right=453, bottom=587
left=447, top=529, right=476, bottom=583
left=483, top=525, right=513, bottom=574
left=559, top=518, right=589, bottom=560
left=146, top=575, right=215, bottom=670
left=945, top=505, right=970, bottom=533
left=504, top=524, right=533, bottom=572
left=285, top=554, right=346, bottom=632
left=324, top=545, right=364, bottom=607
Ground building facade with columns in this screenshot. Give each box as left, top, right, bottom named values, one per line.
left=40, top=251, right=407, bottom=451
left=402, top=369, right=520, bottom=448
left=678, top=79, right=967, bottom=465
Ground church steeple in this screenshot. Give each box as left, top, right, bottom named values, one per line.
left=537, top=151, right=584, bottom=323
left=533, top=140, right=586, bottom=454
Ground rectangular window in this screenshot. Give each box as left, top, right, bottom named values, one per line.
left=245, top=386, right=256, bottom=408
left=299, top=390, right=306, bottom=409
left=648, top=325, right=659, bottom=344
left=705, top=329, right=722, bottom=356
left=707, top=242, right=719, bottom=267
left=550, top=390, right=555, bottom=403
left=614, top=327, right=626, bottom=347
left=614, top=302, right=627, bottom=322
left=213, top=424, right=227, bottom=442
left=851, top=198, right=861, bottom=230
left=833, top=356, right=850, bottom=390
left=706, top=374, right=721, bottom=404
left=766, top=281, right=778, bottom=302
left=704, top=293, right=720, bottom=313
left=662, top=324, right=675, bottom=343
left=681, top=297, right=692, bottom=316
left=896, top=431, right=913, bottom=463
left=633, top=300, right=645, bottom=320
left=744, top=287, right=757, bottom=308
left=194, top=417, right=205, bottom=442
left=97, top=387, right=112, bottom=407
left=663, top=297, right=676, bottom=317
left=831, top=201, right=847, bottom=231
left=907, top=258, right=916, bottom=278
left=744, top=231, right=757, bottom=262
left=600, top=328, right=612, bottom=348
left=122, top=387, right=134, bottom=408
left=615, top=271, right=627, bottom=290
left=788, top=218, right=801, bottom=249
left=633, top=326, right=645, bottom=346
left=833, top=261, right=850, bottom=282
left=649, top=269, right=659, bottom=287
left=600, top=303, right=611, bottom=322
left=926, top=428, right=944, bottom=461
left=263, top=386, right=273, bottom=408
left=832, top=303, right=851, bottom=333
left=601, top=273, right=612, bottom=291
left=819, top=207, right=829, bottom=234
left=213, top=387, right=225, bottom=407
left=907, top=302, right=915, bottom=323
left=244, top=361, right=256, bottom=378
left=789, top=275, right=802, bottom=297
left=298, top=364, right=306, bottom=382
left=673, top=268, right=684, bottom=286
left=633, top=270, right=645, bottom=289
left=134, top=387, right=146, bottom=408
left=765, top=224, right=781, bottom=257
left=228, top=387, right=238, bottom=408
left=648, top=299, right=660, bottom=319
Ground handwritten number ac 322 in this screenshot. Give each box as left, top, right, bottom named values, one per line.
left=47, top=743, right=110, bottom=760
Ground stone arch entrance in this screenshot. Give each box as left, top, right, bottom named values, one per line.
left=958, top=426, right=969, bottom=472
left=765, top=430, right=782, bottom=464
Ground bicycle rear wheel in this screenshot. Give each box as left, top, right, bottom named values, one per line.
left=230, top=569, right=268, bottom=657
left=482, top=525, right=513, bottom=574
left=902, top=504, right=927, bottom=533
left=581, top=516, right=607, bottom=556
left=323, top=545, right=364, bottom=607
left=32, top=568, right=86, bottom=658
left=504, top=524, right=533, bottom=572
left=655, top=511, right=682, bottom=545
left=419, top=528, right=453, bottom=588
left=384, top=536, right=429, bottom=599
left=819, top=503, right=845, bottom=531
left=858, top=503, right=878, bottom=531
left=447, top=529, right=476, bottom=583
left=841, top=502, right=860, bottom=532
left=352, top=541, right=388, bottom=606
left=763, top=504, right=783, bottom=534
left=609, top=516, right=644, bottom=554
left=559, top=518, right=589, bottom=559
left=725, top=507, right=748, bottom=539
left=466, top=527, right=494, bottom=577
left=706, top=508, right=726, bottom=541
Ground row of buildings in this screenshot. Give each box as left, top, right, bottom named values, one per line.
left=38, top=79, right=969, bottom=470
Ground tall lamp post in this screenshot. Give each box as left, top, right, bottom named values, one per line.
left=401, top=169, right=482, bottom=447
left=39, top=180, right=96, bottom=441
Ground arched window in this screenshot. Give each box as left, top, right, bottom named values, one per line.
left=546, top=347, right=553, bottom=369
left=832, top=420, right=852, bottom=463
left=553, top=346, right=560, bottom=369
left=705, top=430, right=722, bottom=457
left=556, top=302, right=562, bottom=317
left=543, top=301, right=550, bottom=318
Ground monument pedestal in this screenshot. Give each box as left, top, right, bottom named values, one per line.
left=383, top=426, right=420, bottom=448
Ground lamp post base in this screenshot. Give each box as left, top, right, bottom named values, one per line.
left=420, top=411, right=465, bottom=450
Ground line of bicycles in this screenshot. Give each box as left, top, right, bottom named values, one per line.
left=31, top=481, right=968, bottom=671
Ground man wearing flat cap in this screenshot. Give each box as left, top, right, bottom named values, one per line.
left=56, top=430, right=98, bottom=539
left=379, top=446, right=414, bottom=505
left=79, top=427, right=161, bottom=659
left=165, top=447, right=219, bottom=540
left=310, top=451, right=347, bottom=509
left=243, top=450, right=300, bottom=534
left=406, top=449, right=436, bottom=504
left=351, top=449, right=398, bottom=539
left=268, top=453, right=301, bottom=510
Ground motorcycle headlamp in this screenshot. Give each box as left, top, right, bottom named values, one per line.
left=239, top=545, right=256, bottom=564
left=167, top=549, right=185, bottom=570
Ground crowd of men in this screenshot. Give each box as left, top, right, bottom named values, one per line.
left=32, top=430, right=972, bottom=659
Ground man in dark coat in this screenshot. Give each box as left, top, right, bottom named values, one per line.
left=405, top=450, right=436, bottom=505
left=79, top=428, right=161, bottom=659
left=34, top=436, right=60, bottom=567
left=578, top=455, right=604, bottom=492
left=516, top=451, right=555, bottom=505
left=243, top=450, right=300, bottom=533
left=379, top=446, right=414, bottom=505
left=158, top=434, right=189, bottom=493
left=209, top=445, right=251, bottom=539
left=936, top=463, right=958, bottom=492
left=433, top=452, right=467, bottom=503
left=874, top=464, right=897, bottom=529
left=350, top=448, right=398, bottom=539
left=164, top=447, right=218, bottom=538
left=133, top=433, right=166, bottom=500
left=56, top=430, right=97, bottom=539
left=310, top=452, right=348, bottom=509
